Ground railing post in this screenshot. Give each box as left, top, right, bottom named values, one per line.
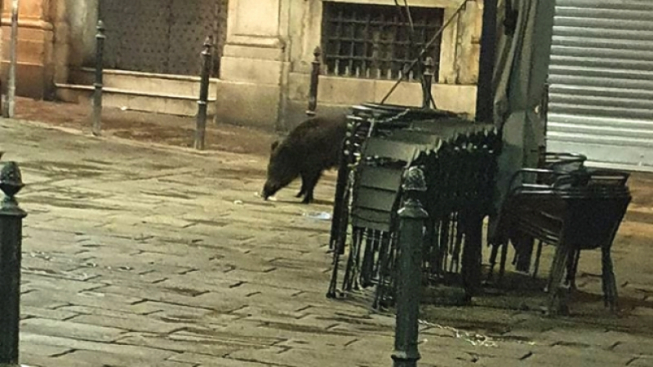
left=0, top=161, right=27, bottom=367
left=93, top=20, right=106, bottom=136
left=392, top=166, right=428, bottom=367
left=306, top=46, right=321, bottom=117
left=421, top=57, right=435, bottom=109
left=195, top=36, right=213, bottom=151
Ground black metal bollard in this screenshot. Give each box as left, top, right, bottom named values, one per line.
left=306, top=46, right=321, bottom=117
left=93, top=20, right=106, bottom=136
left=421, top=57, right=435, bottom=109
left=392, top=166, right=428, bottom=367
left=195, top=36, right=213, bottom=151
left=0, top=161, right=27, bottom=366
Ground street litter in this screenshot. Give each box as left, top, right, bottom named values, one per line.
left=303, top=212, right=332, bottom=220
left=418, top=319, right=498, bottom=348
left=254, top=192, right=277, bottom=201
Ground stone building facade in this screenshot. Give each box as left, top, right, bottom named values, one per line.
left=1, top=0, right=483, bottom=131
left=1, top=0, right=67, bottom=99
left=219, top=0, right=483, bottom=130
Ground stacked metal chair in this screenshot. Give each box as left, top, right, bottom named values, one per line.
left=339, top=137, right=418, bottom=309
left=327, top=103, right=501, bottom=309
left=488, top=153, right=632, bottom=314
left=327, top=104, right=437, bottom=304
left=413, top=125, right=501, bottom=293
left=328, top=103, right=458, bottom=257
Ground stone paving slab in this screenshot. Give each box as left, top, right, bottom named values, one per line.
left=21, top=318, right=127, bottom=343
left=167, top=353, right=276, bottom=367
left=3, top=119, right=653, bottom=367
left=20, top=333, right=180, bottom=361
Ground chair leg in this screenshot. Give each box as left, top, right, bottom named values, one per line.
left=547, top=241, right=572, bottom=315
left=514, top=234, right=534, bottom=273
left=565, top=249, right=581, bottom=290
left=487, top=243, right=499, bottom=281
left=499, top=239, right=509, bottom=284
left=532, top=240, right=544, bottom=279
left=359, top=233, right=376, bottom=288
left=601, top=245, right=619, bottom=313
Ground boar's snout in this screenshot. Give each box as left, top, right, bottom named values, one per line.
left=261, top=181, right=279, bottom=200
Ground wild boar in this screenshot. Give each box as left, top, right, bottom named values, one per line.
left=262, top=115, right=346, bottom=204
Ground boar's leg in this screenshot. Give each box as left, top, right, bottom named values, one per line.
left=301, top=169, right=323, bottom=204
left=296, top=177, right=307, bottom=198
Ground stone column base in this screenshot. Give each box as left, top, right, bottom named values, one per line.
left=0, top=18, right=55, bottom=99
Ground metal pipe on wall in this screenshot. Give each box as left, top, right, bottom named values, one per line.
left=4, top=0, right=20, bottom=118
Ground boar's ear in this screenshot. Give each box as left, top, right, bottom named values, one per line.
left=271, top=140, right=280, bottom=152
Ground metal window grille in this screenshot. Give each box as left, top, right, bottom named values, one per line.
left=321, top=2, right=444, bottom=81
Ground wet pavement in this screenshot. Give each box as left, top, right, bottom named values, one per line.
left=2, top=114, right=653, bottom=367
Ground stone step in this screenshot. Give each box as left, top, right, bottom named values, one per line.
left=55, top=83, right=216, bottom=117
left=69, top=68, right=219, bottom=98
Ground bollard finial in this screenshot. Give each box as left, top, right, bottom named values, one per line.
left=96, top=20, right=106, bottom=42
left=398, top=166, right=428, bottom=220
left=204, top=35, right=213, bottom=47
left=424, top=57, right=435, bottom=76
left=402, top=166, right=427, bottom=193
left=0, top=161, right=24, bottom=208
left=312, top=46, right=322, bottom=71
left=202, top=36, right=214, bottom=56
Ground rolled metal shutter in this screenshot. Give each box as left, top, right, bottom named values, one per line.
left=547, top=0, right=653, bottom=171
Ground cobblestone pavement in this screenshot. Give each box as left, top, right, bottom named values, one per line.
left=2, top=118, right=653, bottom=367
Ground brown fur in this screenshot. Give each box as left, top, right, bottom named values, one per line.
left=262, top=115, right=347, bottom=204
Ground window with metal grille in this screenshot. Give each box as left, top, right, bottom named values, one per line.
left=321, top=2, right=444, bottom=81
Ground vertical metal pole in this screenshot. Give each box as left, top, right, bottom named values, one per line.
left=306, top=46, right=321, bottom=117
left=0, top=161, right=27, bottom=366
left=195, top=36, right=213, bottom=151
left=475, top=0, right=498, bottom=123
left=93, top=20, right=106, bottom=136
left=539, top=83, right=550, bottom=166
left=4, top=0, right=20, bottom=118
left=328, top=117, right=353, bottom=253
left=421, top=57, right=434, bottom=109
left=0, top=83, right=3, bottom=119
left=392, top=167, right=428, bottom=367
left=327, top=117, right=356, bottom=298
left=460, top=211, right=483, bottom=298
